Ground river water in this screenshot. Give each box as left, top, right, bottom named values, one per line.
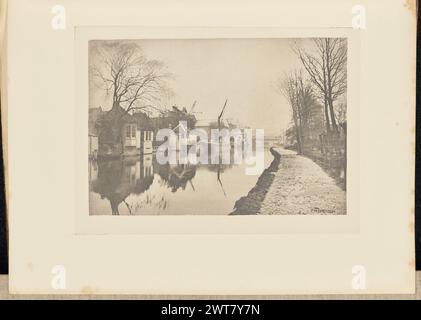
left=89, top=147, right=273, bottom=215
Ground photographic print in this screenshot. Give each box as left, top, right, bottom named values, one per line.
left=88, top=38, right=347, bottom=216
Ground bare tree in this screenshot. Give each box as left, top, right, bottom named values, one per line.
left=91, top=41, right=171, bottom=114
left=276, top=70, right=315, bottom=154
left=293, top=38, right=347, bottom=134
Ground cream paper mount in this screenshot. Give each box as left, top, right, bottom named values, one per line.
left=3, top=0, right=416, bottom=295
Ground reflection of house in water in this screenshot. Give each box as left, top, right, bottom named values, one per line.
left=89, top=160, right=98, bottom=184
left=90, top=156, right=155, bottom=215
left=90, top=155, right=199, bottom=214
left=142, top=154, right=154, bottom=177
left=89, top=148, right=247, bottom=215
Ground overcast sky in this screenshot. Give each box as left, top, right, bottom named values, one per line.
left=90, top=38, right=307, bottom=136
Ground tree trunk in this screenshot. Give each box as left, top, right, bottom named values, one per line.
left=292, top=114, right=302, bottom=154
left=112, top=100, right=120, bottom=110
left=323, top=97, right=331, bottom=133
left=327, top=97, right=338, bottom=133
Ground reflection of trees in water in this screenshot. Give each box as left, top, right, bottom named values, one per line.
left=91, top=158, right=154, bottom=215
left=91, top=158, right=198, bottom=214
left=90, top=152, right=240, bottom=215
left=154, top=162, right=197, bottom=193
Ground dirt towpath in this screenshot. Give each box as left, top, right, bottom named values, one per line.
left=231, top=147, right=346, bottom=215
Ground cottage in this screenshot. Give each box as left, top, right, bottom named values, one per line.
left=88, top=133, right=99, bottom=159
left=94, top=106, right=155, bottom=158
left=88, top=107, right=103, bottom=159
left=194, top=119, right=236, bottom=144
left=122, top=112, right=154, bottom=156
left=148, top=106, right=197, bottom=148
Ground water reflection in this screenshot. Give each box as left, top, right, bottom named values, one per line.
left=89, top=151, right=270, bottom=215
left=89, top=157, right=154, bottom=214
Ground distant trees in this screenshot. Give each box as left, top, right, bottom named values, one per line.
left=277, top=38, right=347, bottom=155
left=335, top=101, right=347, bottom=125
left=294, top=38, right=347, bottom=134
left=91, top=41, right=171, bottom=114
left=276, top=71, right=316, bottom=154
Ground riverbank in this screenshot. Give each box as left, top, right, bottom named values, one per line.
left=230, top=147, right=346, bottom=215
left=230, top=147, right=281, bottom=215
